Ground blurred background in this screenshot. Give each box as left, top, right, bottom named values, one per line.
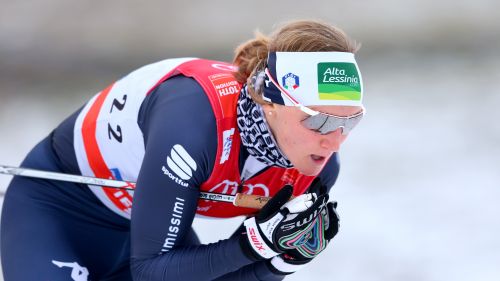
left=1, top=0, right=499, bottom=280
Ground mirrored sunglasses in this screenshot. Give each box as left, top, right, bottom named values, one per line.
left=301, top=109, right=364, bottom=135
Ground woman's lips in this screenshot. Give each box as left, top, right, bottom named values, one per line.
left=311, top=154, right=326, bottom=164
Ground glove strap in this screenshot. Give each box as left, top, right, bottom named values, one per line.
left=244, top=217, right=280, bottom=259
left=269, top=255, right=307, bottom=274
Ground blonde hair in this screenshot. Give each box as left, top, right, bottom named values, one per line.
left=233, top=20, right=360, bottom=104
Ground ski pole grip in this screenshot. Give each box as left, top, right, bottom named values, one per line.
left=234, top=193, right=271, bottom=209
left=234, top=193, right=296, bottom=209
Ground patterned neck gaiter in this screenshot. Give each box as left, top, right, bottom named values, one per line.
left=236, top=85, right=293, bottom=168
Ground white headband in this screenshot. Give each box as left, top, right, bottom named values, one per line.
left=262, top=52, right=363, bottom=107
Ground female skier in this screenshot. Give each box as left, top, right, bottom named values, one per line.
left=1, top=20, right=364, bottom=280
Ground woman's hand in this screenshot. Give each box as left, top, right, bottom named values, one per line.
left=267, top=177, right=340, bottom=275
left=239, top=185, right=329, bottom=261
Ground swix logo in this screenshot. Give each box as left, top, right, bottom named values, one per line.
left=248, top=227, right=265, bottom=252
left=162, top=144, right=197, bottom=187
left=220, top=128, right=235, bottom=164
left=280, top=202, right=328, bottom=231
left=52, top=260, right=89, bottom=281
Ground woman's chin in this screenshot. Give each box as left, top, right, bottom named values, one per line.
left=294, top=163, right=322, bottom=176
left=293, top=155, right=328, bottom=176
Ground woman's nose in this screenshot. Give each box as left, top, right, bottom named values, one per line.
left=319, top=128, right=344, bottom=151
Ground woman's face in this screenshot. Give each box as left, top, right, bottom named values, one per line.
left=261, top=103, right=362, bottom=176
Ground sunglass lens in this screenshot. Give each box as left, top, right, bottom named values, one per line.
left=302, top=113, right=363, bottom=135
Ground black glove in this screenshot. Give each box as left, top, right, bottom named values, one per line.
left=267, top=179, right=340, bottom=274
left=240, top=185, right=329, bottom=261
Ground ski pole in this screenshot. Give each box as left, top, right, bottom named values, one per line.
left=0, top=164, right=272, bottom=209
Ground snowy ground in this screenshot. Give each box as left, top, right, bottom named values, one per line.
left=1, top=52, right=499, bottom=281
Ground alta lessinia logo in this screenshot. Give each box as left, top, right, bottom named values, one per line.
left=317, top=62, right=361, bottom=101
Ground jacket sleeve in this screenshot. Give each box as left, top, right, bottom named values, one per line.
left=130, top=76, right=283, bottom=281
